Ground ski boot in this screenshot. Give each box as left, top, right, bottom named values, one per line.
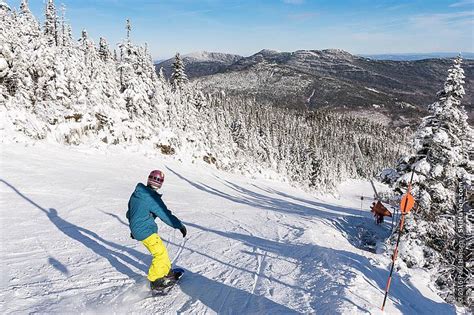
left=150, top=269, right=184, bottom=290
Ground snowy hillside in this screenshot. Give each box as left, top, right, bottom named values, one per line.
left=0, top=143, right=458, bottom=314
left=189, top=49, right=474, bottom=126
left=1, top=2, right=409, bottom=195
left=361, top=52, right=474, bottom=61
left=156, top=51, right=243, bottom=79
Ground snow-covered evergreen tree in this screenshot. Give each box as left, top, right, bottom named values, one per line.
left=1, top=1, right=408, bottom=199
left=158, top=66, right=166, bottom=84
left=384, top=56, right=473, bottom=305
left=44, top=0, right=58, bottom=46
left=0, top=3, right=12, bottom=104
left=171, top=52, right=188, bottom=91
left=0, top=0, right=10, bottom=12
left=59, top=3, right=67, bottom=47
left=20, top=0, right=29, bottom=15
left=98, top=37, right=111, bottom=62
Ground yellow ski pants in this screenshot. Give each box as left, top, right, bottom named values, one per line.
left=142, top=233, right=171, bottom=281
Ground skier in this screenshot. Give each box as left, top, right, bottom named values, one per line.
left=126, top=170, right=187, bottom=290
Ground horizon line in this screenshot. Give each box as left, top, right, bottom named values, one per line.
left=153, top=50, right=474, bottom=62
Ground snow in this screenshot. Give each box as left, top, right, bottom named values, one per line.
left=432, top=130, right=450, bottom=146
left=380, top=168, right=398, bottom=183
left=0, top=1, right=10, bottom=11
left=183, top=51, right=241, bottom=63
left=0, top=143, right=458, bottom=314
left=365, top=87, right=380, bottom=93
left=414, top=159, right=431, bottom=176
left=306, top=89, right=315, bottom=104
left=432, top=164, right=444, bottom=177
left=397, top=172, right=425, bottom=186
left=0, top=58, right=7, bottom=78
left=184, top=51, right=216, bottom=61
left=397, top=102, right=416, bottom=109
left=259, top=49, right=280, bottom=55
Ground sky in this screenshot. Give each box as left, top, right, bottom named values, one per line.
left=7, top=0, right=474, bottom=60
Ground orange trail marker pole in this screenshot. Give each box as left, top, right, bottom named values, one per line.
left=381, top=171, right=415, bottom=311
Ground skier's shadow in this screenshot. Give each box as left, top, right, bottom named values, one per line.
left=48, top=257, right=69, bottom=275
left=1, top=179, right=148, bottom=280
left=44, top=208, right=148, bottom=277
left=178, top=270, right=299, bottom=314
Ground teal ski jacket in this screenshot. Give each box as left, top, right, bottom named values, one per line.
left=126, top=183, right=184, bottom=241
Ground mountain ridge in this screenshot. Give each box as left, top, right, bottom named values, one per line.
left=361, top=52, right=474, bottom=61
left=156, top=49, right=473, bottom=127
left=155, top=51, right=243, bottom=79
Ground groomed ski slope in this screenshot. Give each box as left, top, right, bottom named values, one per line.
left=0, top=143, right=457, bottom=314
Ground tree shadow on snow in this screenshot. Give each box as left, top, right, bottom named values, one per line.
left=167, top=167, right=360, bottom=219
left=165, top=237, right=302, bottom=293
left=1, top=179, right=149, bottom=281
left=167, top=168, right=391, bottom=252
left=226, top=180, right=395, bottom=252
left=325, top=215, right=393, bottom=253
left=178, top=270, right=299, bottom=314
left=254, top=185, right=397, bottom=251
left=185, top=222, right=455, bottom=314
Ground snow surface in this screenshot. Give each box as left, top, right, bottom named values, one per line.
left=0, top=58, right=7, bottom=78
left=183, top=51, right=241, bottom=63
left=365, top=87, right=381, bottom=94
left=0, top=143, right=458, bottom=314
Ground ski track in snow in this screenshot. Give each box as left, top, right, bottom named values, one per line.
left=0, top=144, right=459, bottom=314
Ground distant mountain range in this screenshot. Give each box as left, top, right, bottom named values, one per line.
left=156, top=51, right=242, bottom=79
left=155, top=49, right=473, bottom=127
left=360, top=52, right=474, bottom=61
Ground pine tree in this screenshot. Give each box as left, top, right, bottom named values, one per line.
left=17, top=0, right=40, bottom=37
left=1, top=0, right=409, bottom=202
left=20, top=0, right=29, bottom=14
left=126, top=18, right=131, bottom=43
left=59, top=3, right=66, bottom=47
left=158, top=67, right=166, bottom=84
left=44, top=0, right=58, bottom=46
left=63, top=24, right=74, bottom=47
left=79, top=29, right=92, bottom=64
left=171, top=52, right=188, bottom=91
left=98, top=37, right=111, bottom=61
left=387, top=56, right=473, bottom=304
left=118, top=19, right=133, bottom=91
left=0, top=1, right=11, bottom=12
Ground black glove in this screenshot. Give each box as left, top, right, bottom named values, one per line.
left=179, top=225, right=187, bottom=238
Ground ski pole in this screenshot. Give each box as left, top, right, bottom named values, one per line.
left=381, top=172, right=415, bottom=311
left=381, top=210, right=406, bottom=310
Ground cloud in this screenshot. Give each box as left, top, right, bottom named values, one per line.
left=449, top=0, right=474, bottom=7
left=410, top=10, right=474, bottom=27
left=283, top=0, right=304, bottom=4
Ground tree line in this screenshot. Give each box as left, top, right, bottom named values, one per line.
left=1, top=0, right=407, bottom=195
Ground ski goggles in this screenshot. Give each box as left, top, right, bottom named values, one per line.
left=148, top=175, right=164, bottom=183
